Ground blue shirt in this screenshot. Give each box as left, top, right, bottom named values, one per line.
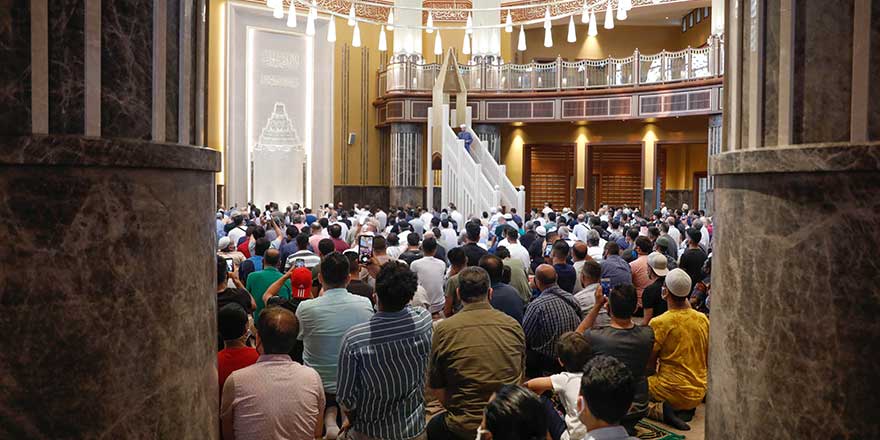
left=296, top=288, right=374, bottom=393
left=337, top=307, right=433, bottom=439
left=490, top=282, right=526, bottom=324
left=238, top=255, right=263, bottom=285
left=600, top=254, right=633, bottom=289
left=458, top=131, right=473, bottom=152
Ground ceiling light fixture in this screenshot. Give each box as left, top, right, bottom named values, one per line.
left=273, top=3, right=284, bottom=18
left=543, top=6, right=552, bottom=30
left=386, top=8, right=394, bottom=31
left=567, top=16, right=577, bottom=43
left=581, top=2, right=589, bottom=24
left=347, top=4, right=356, bottom=26
left=306, top=1, right=316, bottom=35
left=517, top=24, right=527, bottom=51
left=617, top=0, right=627, bottom=21
left=466, top=13, right=473, bottom=34
left=426, top=11, right=434, bottom=33
left=505, top=10, right=513, bottom=33
left=434, top=31, right=442, bottom=55
left=462, top=33, right=471, bottom=54
left=588, top=10, right=598, bottom=35
left=378, top=25, right=388, bottom=51
left=352, top=21, right=362, bottom=47
left=604, top=0, right=614, bottom=29
left=327, top=15, right=336, bottom=41
left=286, top=3, right=297, bottom=27
left=544, top=25, right=553, bottom=47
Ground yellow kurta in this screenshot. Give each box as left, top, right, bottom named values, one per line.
left=648, top=308, right=710, bottom=410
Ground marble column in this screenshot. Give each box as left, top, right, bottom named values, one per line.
left=0, top=1, right=219, bottom=438
left=707, top=1, right=880, bottom=439
left=473, top=123, right=501, bottom=163
left=704, top=114, right=722, bottom=215
left=389, top=123, right=425, bottom=207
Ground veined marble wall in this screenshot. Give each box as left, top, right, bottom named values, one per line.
left=0, top=0, right=219, bottom=438
left=226, top=3, right=334, bottom=209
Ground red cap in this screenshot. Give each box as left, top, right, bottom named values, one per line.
left=290, top=268, right=313, bottom=299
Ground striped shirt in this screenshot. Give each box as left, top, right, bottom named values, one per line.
left=337, top=306, right=434, bottom=439
left=523, top=285, right=583, bottom=358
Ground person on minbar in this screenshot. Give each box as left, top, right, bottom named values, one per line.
left=457, top=124, right=473, bottom=154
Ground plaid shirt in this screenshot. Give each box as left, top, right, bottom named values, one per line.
left=523, top=285, right=583, bottom=358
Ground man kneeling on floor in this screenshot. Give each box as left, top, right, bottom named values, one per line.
left=646, top=268, right=709, bottom=430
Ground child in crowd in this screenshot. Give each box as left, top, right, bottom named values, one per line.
left=526, top=332, right=592, bottom=440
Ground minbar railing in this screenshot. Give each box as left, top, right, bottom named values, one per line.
left=379, top=36, right=723, bottom=96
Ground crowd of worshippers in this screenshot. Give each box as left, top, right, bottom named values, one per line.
left=214, top=200, right=712, bottom=440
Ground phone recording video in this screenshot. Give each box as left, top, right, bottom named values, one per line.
left=358, top=235, right=374, bottom=265
left=600, top=278, right=612, bottom=297
left=224, top=258, right=234, bottom=273
left=294, top=259, right=306, bottom=269
left=543, top=243, right=554, bottom=258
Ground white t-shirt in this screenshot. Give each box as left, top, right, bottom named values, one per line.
left=501, top=241, right=530, bottom=269
left=550, top=372, right=588, bottom=440
left=441, top=228, right=459, bottom=250
left=410, top=256, right=447, bottom=313
left=227, top=226, right=247, bottom=248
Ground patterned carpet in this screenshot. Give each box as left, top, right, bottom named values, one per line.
left=635, top=420, right=686, bottom=440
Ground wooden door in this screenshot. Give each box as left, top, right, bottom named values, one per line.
left=525, top=145, right=575, bottom=210
left=588, top=145, right=643, bottom=210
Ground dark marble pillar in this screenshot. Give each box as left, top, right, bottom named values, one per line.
left=0, top=0, right=217, bottom=438
left=708, top=1, right=880, bottom=439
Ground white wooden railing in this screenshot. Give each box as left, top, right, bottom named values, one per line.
left=465, top=125, right=525, bottom=215
left=435, top=105, right=499, bottom=220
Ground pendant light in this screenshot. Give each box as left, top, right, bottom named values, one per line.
left=623, top=0, right=633, bottom=11
left=386, top=8, right=395, bottom=31
left=465, top=13, right=473, bottom=34
left=604, top=0, right=614, bottom=29
left=434, top=31, right=442, bottom=55
left=378, top=25, right=388, bottom=51
left=352, top=21, right=362, bottom=47
left=543, top=6, right=552, bottom=29
left=617, top=0, right=627, bottom=21
left=347, top=4, right=356, bottom=26
left=286, top=2, right=297, bottom=28
left=327, top=16, right=337, bottom=42
left=306, top=2, right=316, bottom=36
left=462, top=33, right=471, bottom=55
left=517, top=25, right=527, bottom=51
left=273, top=3, right=284, bottom=18
left=567, top=15, right=577, bottom=43
left=588, top=10, right=598, bottom=36
left=581, top=1, right=590, bottom=24
left=427, top=11, right=434, bottom=33
left=544, top=26, right=553, bottom=47
left=505, top=10, right=513, bottom=33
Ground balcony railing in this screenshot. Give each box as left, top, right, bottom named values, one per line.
left=378, top=36, right=723, bottom=96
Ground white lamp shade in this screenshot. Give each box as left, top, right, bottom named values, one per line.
left=378, top=25, right=388, bottom=51
left=327, top=16, right=336, bottom=42
left=286, top=4, right=297, bottom=27
left=567, top=16, right=577, bottom=43
left=623, top=0, right=633, bottom=11
left=543, top=7, right=552, bottom=30
left=617, top=1, right=627, bottom=21
left=581, top=3, right=590, bottom=23
left=588, top=10, right=598, bottom=36
left=466, top=13, right=473, bottom=34
left=352, top=22, right=361, bottom=47
left=517, top=25, right=527, bottom=51
left=387, top=9, right=394, bottom=31
left=347, top=4, right=356, bottom=26
left=544, top=26, right=553, bottom=47
left=273, top=3, right=284, bottom=18
left=462, top=33, right=471, bottom=55
left=427, top=12, right=434, bottom=33
left=604, top=1, right=614, bottom=29
left=305, top=7, right=316, bottom=35
left=434, top=31, right=442, bottom=55
left=505, top=11, right=513, bottom=33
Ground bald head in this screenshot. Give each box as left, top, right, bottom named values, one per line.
left=263, top=248, right=281, bottom=267
left=257, top=307, right=299, bottom=354
left=535, top=264, right=558, bottom=290
left=572, top=242, right=588, bottom=261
